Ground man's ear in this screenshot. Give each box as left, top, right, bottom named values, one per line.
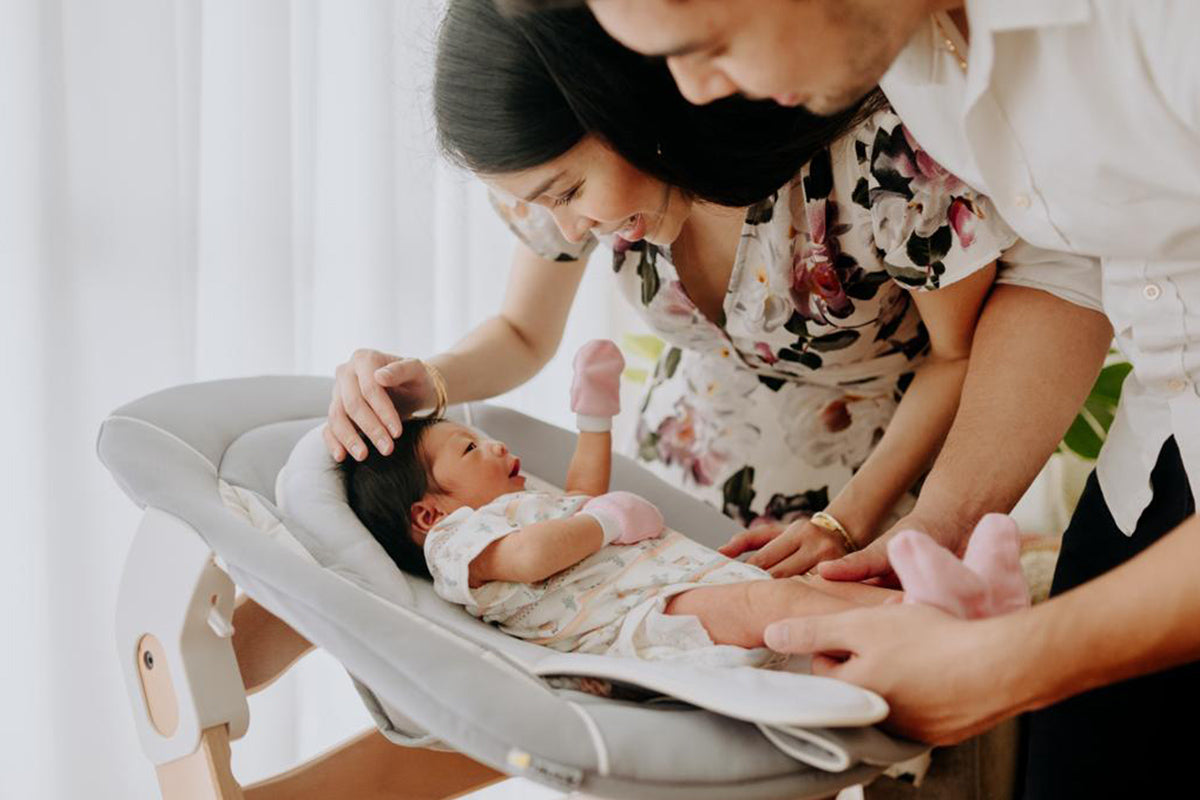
left=409, top=496, right=446, bottom=545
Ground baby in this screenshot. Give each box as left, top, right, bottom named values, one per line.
left=342, top=341, right=1027, bottom=664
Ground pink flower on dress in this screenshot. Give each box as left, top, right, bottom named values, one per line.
left=690, top=450, right=726, bottom=487
left=820, top=398, right=854, bottom=433
left=948, top=196, right=982, bottom=248
left=754, top=342, right=779, bottom=365
left=902, top=126, right=964, bottom=196
left=661, top=280, right=696, bottom=318
left=652, top=402, right=729, bottom=487
left=655, top=410, right=699, bottom=466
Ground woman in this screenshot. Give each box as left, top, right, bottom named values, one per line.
left=325, top=0, right=1015, bottom=577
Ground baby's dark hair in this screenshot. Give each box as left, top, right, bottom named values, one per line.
left=339, top=416, right=443, bottom=579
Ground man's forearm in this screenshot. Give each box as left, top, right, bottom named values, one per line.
left=912, top=285, right=1112, bottom=536
left=998, top=514, right=1200, bottom=713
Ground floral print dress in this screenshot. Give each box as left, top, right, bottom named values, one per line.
left=492, top=108, right=1016, bottom=529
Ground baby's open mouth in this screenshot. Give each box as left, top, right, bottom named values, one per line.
left=509, top=458, right=521, bottom=477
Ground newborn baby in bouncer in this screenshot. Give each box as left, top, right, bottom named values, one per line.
left=342, top=341, right=1029, bottom=666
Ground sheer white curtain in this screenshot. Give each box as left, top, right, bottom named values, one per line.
left=0, top=0, right=629, bottom=796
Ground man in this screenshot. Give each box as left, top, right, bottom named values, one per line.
left=504, top=1, right=1200, bottom=795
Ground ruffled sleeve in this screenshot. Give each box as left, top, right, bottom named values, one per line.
left=488, top=191, right=598, bottom=263
left=864, top=111, right=1017, bottom=291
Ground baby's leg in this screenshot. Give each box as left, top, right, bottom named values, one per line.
left=665, top=578, right=896, bottom=649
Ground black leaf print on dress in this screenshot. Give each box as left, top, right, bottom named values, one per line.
left=746, top=194, right=778, bottom=225
left=722, top=466, right=757, bottom=525
left=905, top=225, right=953, bottom=267
left=637, top=245, right=661, bottom=305
left=852, top=177, right=871, bottom=209
left=870, top=126, right=916, bottom=200
left=762, top=488, right=829, bottom=523
left=844, top=270, right=890, bottom=301
left=809, top=330, right=861, bottom=352
left=802, top=148, right=834, bottom=201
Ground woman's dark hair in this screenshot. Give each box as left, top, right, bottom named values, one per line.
left=435, top=0, right=885, bottom=207
left=495, top=0, right=584, bottom=14
left=340, top=417, right=443, bottom=579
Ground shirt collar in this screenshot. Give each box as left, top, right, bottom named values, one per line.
left=975, top=0, right=1092, bottom=33
left=884, top=0, right=1093, bottom=87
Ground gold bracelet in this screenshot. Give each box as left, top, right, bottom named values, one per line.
left=810, top=511, right=858, bottom=553
left=420, top=360, right=448, bottom=420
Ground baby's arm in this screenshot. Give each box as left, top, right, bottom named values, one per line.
left=469, top=515, right=605, bottom=586
left=468, top=493, right=665, bottom=586
left=564, top=340, right=623, bottom=496
left=565, top=431, right=611, bottom=496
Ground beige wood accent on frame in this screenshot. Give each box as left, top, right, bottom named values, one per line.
left=148, top=599, right=504, bottom=800
left=137, top=633, right=181, bottom=737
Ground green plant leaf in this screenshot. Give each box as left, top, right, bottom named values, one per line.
left=622, top=333, right=665, bottom=363
left=1091, top=361, right=1133, bottom=404
left=1061, top=414, right=1104, bottom=460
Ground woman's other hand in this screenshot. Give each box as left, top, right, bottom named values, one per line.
left=325, top=349, right=437, bottom=462
left=719, top=518, right=847, bottom=578
left=818, top=510, right=970, bottom=587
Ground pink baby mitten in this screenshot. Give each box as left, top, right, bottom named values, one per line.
left=580, top=491, right=665, bottom=545
left=888, top=513, right=1031, bottom=620
left=571, top=339, right=625, bottom=432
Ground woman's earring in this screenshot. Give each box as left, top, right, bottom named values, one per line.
left=655, top=141, right=663, bottom=157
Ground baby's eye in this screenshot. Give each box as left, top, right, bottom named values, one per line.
left=464, top=441, right=477, bottom=454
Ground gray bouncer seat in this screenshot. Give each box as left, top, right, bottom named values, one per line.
left=99, top=376, right=953, bottom=799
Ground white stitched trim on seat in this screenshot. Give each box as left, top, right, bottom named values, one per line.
left=565, top=701, right=610, bottom=777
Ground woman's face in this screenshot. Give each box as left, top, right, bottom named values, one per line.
left=588, top=0, right=919, bottom=115
left=485, top=136, right=693, bottom=248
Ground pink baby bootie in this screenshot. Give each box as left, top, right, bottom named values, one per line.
left=888, top=513, right=1031, bottom=619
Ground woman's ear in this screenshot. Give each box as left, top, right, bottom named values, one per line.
left=409, top=496, right=446, bottom=544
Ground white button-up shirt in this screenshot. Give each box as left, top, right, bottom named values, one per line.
left=880, top=0, right=1200, bottom=534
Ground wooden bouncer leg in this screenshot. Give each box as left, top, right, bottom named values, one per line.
left=243, top=729, right=505, bottom=800
left=156, top=726, right=245, bottom=800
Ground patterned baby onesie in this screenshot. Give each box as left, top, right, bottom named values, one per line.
left=424, top=489, right=776, bottom=666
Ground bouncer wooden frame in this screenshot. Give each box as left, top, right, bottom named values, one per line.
left=115, top=507, right=504, bottom=800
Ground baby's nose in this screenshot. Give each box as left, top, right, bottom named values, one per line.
left=490, top=440, right=508, bottom=457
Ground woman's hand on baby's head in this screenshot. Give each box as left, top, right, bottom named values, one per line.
left=326, top=349, right=437, bottom=462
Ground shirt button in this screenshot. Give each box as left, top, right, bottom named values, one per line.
left=1014, top=194, right=1032, bottom=209
left=1143, top=283, right=1162, bottom=301
left=1168, top=378, right=1189, bottom=393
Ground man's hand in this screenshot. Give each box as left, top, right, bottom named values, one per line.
left=764, top=604, right=1024, bottom=744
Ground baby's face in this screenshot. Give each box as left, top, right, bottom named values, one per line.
left=422, top=422, right=526, bottom=511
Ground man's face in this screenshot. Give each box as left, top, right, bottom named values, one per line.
left=589, top=0, right=924, bottom=115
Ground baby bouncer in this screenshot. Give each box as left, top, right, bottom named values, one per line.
left=100, top=375, right=1018, bottom=799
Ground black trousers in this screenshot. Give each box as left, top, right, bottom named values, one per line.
left=1023, top=437, right=1197, bottom=799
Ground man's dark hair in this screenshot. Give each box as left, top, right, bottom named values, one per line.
left=340, top=416, right=443, bottom=579
left=436, top=0, right=884, bottom=207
